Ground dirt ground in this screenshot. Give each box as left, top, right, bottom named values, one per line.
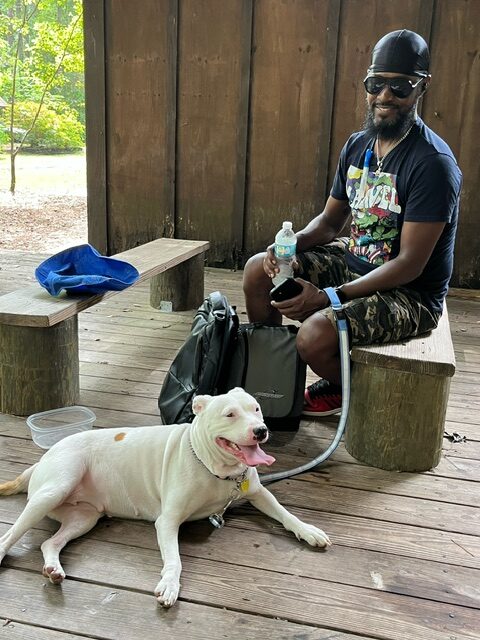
left=0, top=192, right=87, bottom=252
left=0, top=152, right=88, bottom=253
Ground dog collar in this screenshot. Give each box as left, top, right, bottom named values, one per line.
left=189, top=438, right=248, bottom=483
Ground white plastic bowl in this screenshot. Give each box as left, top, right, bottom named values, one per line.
left=26, top=406, right=96, bottom=450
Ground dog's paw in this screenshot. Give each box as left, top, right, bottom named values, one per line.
left=154, top=577, right=180, bottom=608
left=292, top=523, right=331, bottom=548
left=43, top=564, right=66, bottom=584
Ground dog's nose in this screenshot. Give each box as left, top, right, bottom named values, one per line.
left=253, top=426, right=268, bottom=441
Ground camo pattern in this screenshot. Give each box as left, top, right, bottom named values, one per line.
left=295, top=239, right=440, bottom=346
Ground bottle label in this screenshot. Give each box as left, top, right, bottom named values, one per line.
left=275, top=243, right=296, bottom=259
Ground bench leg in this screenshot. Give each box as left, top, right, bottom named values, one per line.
left=344, top=363, right=450, bottom=472
left=150, top=253, right=205, bottom=312
left=0, top=318, right=80, bottom=416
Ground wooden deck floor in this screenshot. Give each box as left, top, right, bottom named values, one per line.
left=0, top=251, right=479, bottom=639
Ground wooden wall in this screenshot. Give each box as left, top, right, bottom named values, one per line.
left=84, top=0, right=480, bottom=287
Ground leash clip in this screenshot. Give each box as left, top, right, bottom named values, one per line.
left=209, top=469, right=248, bottom=529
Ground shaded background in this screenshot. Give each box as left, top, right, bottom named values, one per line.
left=84, top=0, right=479, bottom=287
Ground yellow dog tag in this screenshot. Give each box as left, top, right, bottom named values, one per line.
left=240, top=478, right=250, bottom=493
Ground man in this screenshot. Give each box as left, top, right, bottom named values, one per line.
left=242, top=29, right=462, bottom=417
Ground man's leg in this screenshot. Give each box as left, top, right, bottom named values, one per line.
left=296, top=312, right=341, bottom=385
left=297, top=288, right=441, bottom=416
left=243, top=252, right=282, bottom=325
left=243, top=240, right=352, bottom=325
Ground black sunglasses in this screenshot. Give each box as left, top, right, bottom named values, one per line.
left=363, top=75, right=424, bottom=99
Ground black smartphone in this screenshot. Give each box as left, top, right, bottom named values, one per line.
left=270, top=277, right=303, bottom=302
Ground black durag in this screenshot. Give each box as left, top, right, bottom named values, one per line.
left=368, top=30, right=430, bottom=77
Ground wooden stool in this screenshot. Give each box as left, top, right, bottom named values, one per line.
left=345, top=305, right=455, bottom=472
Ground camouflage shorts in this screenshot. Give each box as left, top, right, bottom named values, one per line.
left=295, top=238, right=440, bottom=346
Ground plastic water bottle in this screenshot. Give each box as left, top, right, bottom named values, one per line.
left=272, top=221, right=296, bottom=285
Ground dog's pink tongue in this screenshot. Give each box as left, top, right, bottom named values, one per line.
left=238, top=444, right=275, bottom=466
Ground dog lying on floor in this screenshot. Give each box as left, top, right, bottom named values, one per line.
left=0, top=387, right=330, bottom=607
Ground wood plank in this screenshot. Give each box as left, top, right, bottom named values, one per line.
left=79, top=348, right=176, bottom=371
left=1, top=568, right=338, bottom=640
left=351, top=306, right=455, bottom=376
left=1, top=542, right=478, bottom=640
left=267, top=479, right=480, bottom=536
left=424, top=0, right=480, bottom=288
left=105, top=0, right=177, bottom=252
left=83, top=0, right=108, bottom=254
left=0, top=528, right=475, bottom=639
left=176, top=0, right=252, bottom=266
left=449, top=288, right=480, bottom=301
left=244, top=0, right=340, bottom=254
left=79, top=335, right=183, bottom=358
left=0, top=623, right=87, bottom=640
left=2, top=516, right=478, bottom=611
left=442, top=438, right=480, bottom=461
left=0, top=239, right=209, bottom=327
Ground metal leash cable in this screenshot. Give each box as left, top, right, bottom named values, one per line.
left=260, top=286, right=351, bottom=485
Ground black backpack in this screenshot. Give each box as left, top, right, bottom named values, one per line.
left=158, top=291, right=238, bottom=425
left=158, top=291, right=306, bottom=430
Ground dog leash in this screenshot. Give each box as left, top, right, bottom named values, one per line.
left=260, top=286, right=351, bottom=485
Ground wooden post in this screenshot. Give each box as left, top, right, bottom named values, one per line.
left=345, top=364, right=451, bottom=472
left=0, top=318, right=80, bottom=416
left=150, top=253, right=205, bottom=311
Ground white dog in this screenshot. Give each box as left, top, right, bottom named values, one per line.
left=0, top=387, right=330, bottom=607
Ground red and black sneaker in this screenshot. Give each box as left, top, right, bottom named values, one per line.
left=303, top=379, right=342, bottom=417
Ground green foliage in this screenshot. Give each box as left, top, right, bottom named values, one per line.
left=7, top=99, right=84, bottom=150
left=0, top=126, right=8, bottom=146
left=0, top=0, right=84, bottom=188
left=0, top=0, right=84, bottom=145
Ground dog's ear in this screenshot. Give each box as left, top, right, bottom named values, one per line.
left=229, top=387, right=245, bottom=395
left=192, top=394, right=212, bottom=415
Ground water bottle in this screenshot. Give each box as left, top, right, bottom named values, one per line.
left=272, top=221, right=296, bottom=285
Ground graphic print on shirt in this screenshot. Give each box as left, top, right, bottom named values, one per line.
left=345, top=165, right=402, bottom=266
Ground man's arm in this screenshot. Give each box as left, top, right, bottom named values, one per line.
left=295, top=196, right=351, bottom=251
left=272, top=220, right=446, bottom=320
left=337, top=220, right=446, bottom=300
left=264, top=196, right=350, bottom=279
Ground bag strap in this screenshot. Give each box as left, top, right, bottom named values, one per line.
left=208, top=290, right=229, bottom=315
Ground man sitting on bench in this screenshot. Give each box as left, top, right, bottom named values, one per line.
left=242, top=29, right=462, bottom=417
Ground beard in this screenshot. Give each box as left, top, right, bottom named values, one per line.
left=363, top=99, right=417, bottom=140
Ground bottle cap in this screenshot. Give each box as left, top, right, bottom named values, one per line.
left=282, top=221, right=293, bottom=230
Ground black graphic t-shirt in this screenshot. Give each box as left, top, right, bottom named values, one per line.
left=331, top=117, right=462, bottom=314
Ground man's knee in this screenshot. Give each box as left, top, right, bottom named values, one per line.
left=243, top=252, right=267, bottom=288
left=296, top=313, right=338, bottom=361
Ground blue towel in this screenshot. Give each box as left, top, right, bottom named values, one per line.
left=35, top=244, right=140, bottom=296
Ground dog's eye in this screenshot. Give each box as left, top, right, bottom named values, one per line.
left=255, top=406, right=260, bottom=412
left=226, top=412, right=235, bottom=418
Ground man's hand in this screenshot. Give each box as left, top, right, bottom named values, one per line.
left=263, top=244, right=278, bottom=278
left=263, top=245, right=299, bottom=279
left=270, top=278, right=329, bottom=321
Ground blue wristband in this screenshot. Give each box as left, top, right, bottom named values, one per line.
left=323, top=286, right=348, bottom=331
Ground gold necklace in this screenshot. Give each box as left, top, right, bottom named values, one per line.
left=375, top=123, right=414, bottom=175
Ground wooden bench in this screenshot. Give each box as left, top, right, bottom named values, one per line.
left=344, top=304, right=455, bottom=472
left=0, top=238, right=209, bottom=416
